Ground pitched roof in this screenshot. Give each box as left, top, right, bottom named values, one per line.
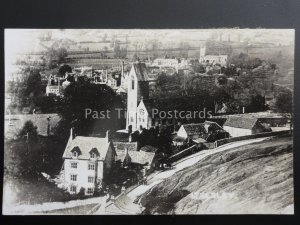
left=132, top=63, right=149, bottom=81
left=223, top=117, right=259, bottom=130
left=182, top=123, right=207, bottom=136
left=180, top=122, right=224, bottom=140
left=139, top=99, right=154, bottom=113
left=62, top=136, right=111, bottom=160
left=140, top=145, right=158, bottom=153
left=113, top=142, right=138, bottom=151
left=116, top=150, right=156, bottom=166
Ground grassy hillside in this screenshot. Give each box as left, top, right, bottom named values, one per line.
left=140, top=135, right=294, bottom=214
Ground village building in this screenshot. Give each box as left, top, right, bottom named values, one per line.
left=223, top=116, right=269, bottom=137
left=126, top=62, right=150, bottom=131
left=151, top=58, right=180, bottom=72
left=116, top=148, right=157, bottom=174
left=59, top=130, right=116, bottom=195
left=46, top=75, right=65, bottom=96
left=199, top=46, right=228, bottom=66
left=176, top=121, right=229, bottom=143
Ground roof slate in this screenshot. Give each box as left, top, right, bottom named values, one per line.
left=63, top=136, right=111, bottom=160
left=116, top=150, right=156, bottom=166
left=132, top=63, right=149, bottom=81
left=223, top=117, right=259, bottom=130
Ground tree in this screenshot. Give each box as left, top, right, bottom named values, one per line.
left=24, top=69, right=42, bottom=97
left=273, top=90, right=293, bottom=113
left=247, top=94, right=268, bottom=113
left=55, top=78, right=124, bottom=139
left=18, top=120, right=38, bottom=141
left=58, top=64, right=72, bottom=77
left=272, top=89, right=293, bottom=131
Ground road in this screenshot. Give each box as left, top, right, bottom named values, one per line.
left=98, top=137, right=270, bottom=215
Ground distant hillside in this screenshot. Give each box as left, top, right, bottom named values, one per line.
left=140, top=135, right=293, bottom=214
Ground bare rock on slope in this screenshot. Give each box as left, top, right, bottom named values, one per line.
left=140, top=136, right=294, bottom=214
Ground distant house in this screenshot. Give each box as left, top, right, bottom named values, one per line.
left=176, top=121, right=229, bottom=143
left=46, top=75, right=65, bottom=96
left=59, top=130, right=116, bottom=195
left=116, top=148, right=157, bottom=173
left=223, top=117, right=268, bottom=137
left=151, top=58, right=179, bottom=72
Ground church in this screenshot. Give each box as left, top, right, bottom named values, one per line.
left=126, top=62, right=152, bottom=132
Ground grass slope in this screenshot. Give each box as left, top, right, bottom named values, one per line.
left=140, top=135, right=294, bottom=214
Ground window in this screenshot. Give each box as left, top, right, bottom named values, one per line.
left=70, top=174, right=77, bottom=181
left=131, top=79, right=135, bottom=90
left=70, top=186, right=76, bottom=193
left=71, top=162, right=77, bottom=168
left=72, top=151, right=78, bottom=158
left=90, top=153, right=96, bottom=159
left=88, top=164, right=95, bottom=170
left=88, top=176, right=94, bottom=183
left=87, top=188, right=94, bottom=194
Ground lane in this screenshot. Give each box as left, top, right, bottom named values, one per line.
left=103, top=137, right=270, bottom=214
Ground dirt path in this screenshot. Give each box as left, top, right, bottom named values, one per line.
left=103, top=137, right=270, bottom=215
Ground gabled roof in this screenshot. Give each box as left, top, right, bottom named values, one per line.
left=140, top=145, right=158, bottom=153
left=180, top=122, right=224, bottom=140
left=138, top=99, right=154, bottom=113
left=113, top=142, right=138, bottom=151
left=116, top=150, right=156, bottom=166
left=182, top=123, right=207, bottom=136
left=131, top=63, right=149, bottom=81
left=63, top=136, right=112, bottom=160
left=223, top=117, right=260, bottom=130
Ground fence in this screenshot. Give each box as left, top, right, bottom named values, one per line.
left=214, top=130, right=291, bottom=148
left=167, top=130, right=291, bottom=163
left=168, top=144, right=199, bottom=163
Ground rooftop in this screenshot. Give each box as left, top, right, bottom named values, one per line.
left=116, top=150, right=156, bottom=166
left=223, top=117, right=259, bottom=130
left=63, top=136, right=111, bottom=160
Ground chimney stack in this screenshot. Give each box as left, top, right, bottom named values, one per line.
left=70, top=128, right=73, bottom=140
left=106, top=130, right=110, bottom=143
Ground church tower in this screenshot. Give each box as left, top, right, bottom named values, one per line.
left=126, top=62, right=149, bottom=132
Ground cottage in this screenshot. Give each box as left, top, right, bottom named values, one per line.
left=116, top=148, right=157, bottom=173
left=223, top=117, right=267, bottom=137
left=59, top=129, right=116, bottom=195
left=176, top=121, right=228, bottom=142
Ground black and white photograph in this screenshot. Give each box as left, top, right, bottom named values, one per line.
left=3, top=29, right=294, bottom=215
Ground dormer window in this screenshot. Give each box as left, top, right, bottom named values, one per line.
left=90, top=148, right=99, bottom=159
left=71, top=146, right=81, bottom=159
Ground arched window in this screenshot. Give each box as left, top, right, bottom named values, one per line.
left=131, top=76, right=135, bottom=90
